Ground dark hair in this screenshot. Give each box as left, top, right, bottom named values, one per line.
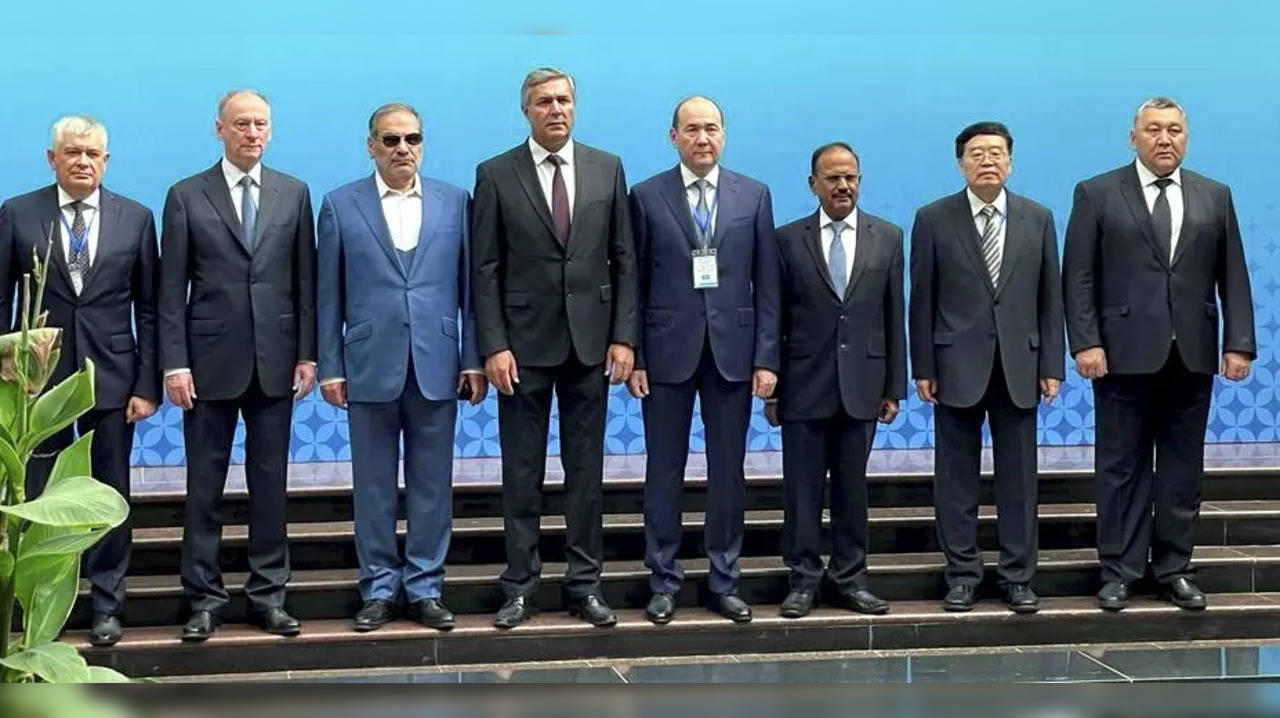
left=954, top=121, right=1013, bottom=159
left=810, top=142, right=860, bottom=175
left=671, top=95, right=725, bottom=130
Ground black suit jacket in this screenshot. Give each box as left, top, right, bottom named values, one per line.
left=471, top=141, right=638, bottom=367
left=909, top=190, right=1065, bottom=409
left=159, top=163, right=316, bottom=401
left=776, top=209, right=907, bottom=422
left=1063, top=163, right=1255, bottom=375
left=0, top=185, right=160, bottom=409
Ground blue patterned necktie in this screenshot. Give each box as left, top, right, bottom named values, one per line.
left=240, top=175, right=257, bottom=249
left=829, top=220, right=847, bottom=296
left=692, top=179, right=712, bottom=245
left=68, top=201, right=89, bottom=293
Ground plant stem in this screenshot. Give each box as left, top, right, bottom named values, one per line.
left=0, top=510, right=18, bottom=669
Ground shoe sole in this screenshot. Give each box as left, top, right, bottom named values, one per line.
left=778, top=609, right=811, bottom=619
left=846, top=605, right=890, bottom=616
left=943, top=603, right=974, bottom=613
left=411, top=618, right=456, bottom=631
left=1167, top=596, right=1207, bottom=611
left=89, top=636, right=121, bottom=647
left=352, top=622, right=389, bottom=633
left=568, top=607, right=617, bottom=627
left=1006, top=603, right=1040, bottom=615
left=1098, top=601, right=1129, bottom=612
left=493, top=608, right=538, bottom=629
left=180, top=632, right=213, bottom=642
left=646, top=613, right=674, bottom=625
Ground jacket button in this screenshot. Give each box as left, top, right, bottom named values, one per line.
left=840, top=343, right=848, bottom=351
left=993, top=299, right=1000, bottom=306
left=567, top=291, right=573, bottom=298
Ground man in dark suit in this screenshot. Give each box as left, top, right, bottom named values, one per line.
left=1063, top=97, right=1255, bottom=612
left=626, top=95, right=779, bottom=624
left=767, top=142, right=905, bottom=618
left=472, top=67, right=637, bottom=628
left=160, top=89, right=317, bottom=640
left=909, top=122, right=1064, bottom=614
left=0, top=115, right=160, bottom=646
left=317, top=102, right=487, bottom=633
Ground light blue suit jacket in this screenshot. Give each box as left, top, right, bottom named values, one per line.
left=316, top=174, right=479, bottom=403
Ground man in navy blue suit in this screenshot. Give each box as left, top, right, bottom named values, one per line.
left=627, top=96, right=780, bottom=624
left=317, top=103, right=487, bottom=632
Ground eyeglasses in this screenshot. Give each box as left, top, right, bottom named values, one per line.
left=379, top=133, right=423, bottom=148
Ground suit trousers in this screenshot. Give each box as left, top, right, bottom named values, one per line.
left=1093, top=343, right=1212, bottom=584
left=180, top=371, right=293, bottom=613
left=933, top=351, right=1039, bottom=589
left=642, top=336, right=752, bottom=597
left=498, top=354, right=607, bottom=599
left=28, top=407, right=135, bottom=615
left=348, top=358, right=456, bottom=602
left=781, top=408, right=874, bottom=592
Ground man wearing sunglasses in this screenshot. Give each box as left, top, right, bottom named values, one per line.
left=317, top=103, right=486, bottom=632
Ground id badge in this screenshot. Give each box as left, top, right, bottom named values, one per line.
left=692, top=248, right=719, bottom=289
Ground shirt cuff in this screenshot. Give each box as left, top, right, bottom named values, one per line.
left=319, top=377, right=346, bottom=386
left=460, top=369, right=484, bottom=375
left=164, top=368, right=191, bottom=377
left=298, top=360, right=317, bottom=367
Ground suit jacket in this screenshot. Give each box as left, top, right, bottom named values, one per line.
left=630, top=166, right=780, bottom=383
left=1063, top=163, right=1255, bottom=375
left=471, top=140, right=637, bottom=367
left=316, top=174, right=479, bottom=403
left=909, top=190, right=1065, bottom=409
left=159, top=162, right=316, bottom=401
left=0, top=185, right=160, bottom=409
left=776, top=209, right=907, bottom=422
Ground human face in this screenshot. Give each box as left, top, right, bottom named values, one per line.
left=47, top=134, right=108, bottom=199
left=669, top=98, right=724, bottom=176
left=809, top=147, right=861, bottom=220
left=524, top=78, right=575, bottom=151
left=367, top=111, right=423, bottom=190
left=216, top=93, right=271, bottom=172
left=958, top=134, right=1012, bottom=197
left=1130, top=106, right=1187, bottom=176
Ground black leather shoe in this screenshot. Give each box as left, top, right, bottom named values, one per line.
left=89, top=614, right=122, bottom=647
left=1097, top=581, right=1132, bottom=612
left=493, top=596, right=537, bottom=629
left=1004, top=584, right=1040, bottom=614
left=181, top=610, right=221, bottom=642
left=709, top=593, right=753, bottom=623
left=832, top=589, right=890, bottom=615
left=406, top=598, right=455, bottom=630
left=1164, top=577, right=1207, bottom=611
left=779, top=590, right=815, bottom=618
left=353, top=599, right=396, bottom=632
left=646, top=593, right=677, bottom=624
left=250, top=607, right=301, bottom=636
left=943, top=584, right=978, bottom=612
left=569, top=594, right=617, bottom=627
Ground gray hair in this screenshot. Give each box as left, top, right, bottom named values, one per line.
left=520, top=67, right=575, bottom=111
left=50, top=115, right=108, bottom=151
left=1134, top=96, right=1186, bottom=125
left=217, top=89, right=270, bottom=119
left=368, top=102, right=422, bottom=136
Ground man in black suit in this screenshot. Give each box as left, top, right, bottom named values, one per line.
left=767, top=142, right=906, bottom=618
left=1063, top=97, right=1255, bottom=612
left=909, top=122, right=1064, bottom=614
left=160, top=90, right=316, bottom=640
left=0, top=115, right=160, bottom=646
left=472, top=67, right=637, bottom=628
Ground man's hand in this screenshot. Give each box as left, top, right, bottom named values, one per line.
left=1074, top=347, right=1108, bottom=380
left=459, top=372, right=489, bottom=405
left=628, top=368, right=650, bottom=399
left=321, top=381, right=348, bottom=409
left=752, top=368, right=777, bottom=399
left=1040, top=378, right=1061, bottom=405
left=485, top=350, right=520, bottom=396
left=877, top=398, right=899, bottom=424
left=293, top=363, right=317, bottom=399
left=915, top=379, right=938, bottom=405
left=605, top=343, right=634, bottom=385
left=764, top=400, right=780, bottom=427
left=1222, top=352, right=1252, bottom=382
left=125, top=396, right=158, bottom=423
left=165, top=371, right=197, bottom=410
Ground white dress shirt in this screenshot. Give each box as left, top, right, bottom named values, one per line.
left=680, top=163, right=720, bottom=241
left=57, top=185, right=101, bottom=266
left=221, top=156, right=262, bottom=222
left=1134, top=159, right=1184, bottom=260
left=375, top=172, right=422, bottom=251
left=528, top=137, right=576, bottom=215
left=967, top=187, right=1008, bottom=274
left=820, top=207, right=857, bottom=284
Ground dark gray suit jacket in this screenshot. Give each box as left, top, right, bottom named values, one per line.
left=909, top=190, right=1065, bottom=409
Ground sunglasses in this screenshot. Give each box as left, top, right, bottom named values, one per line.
left=379, top=133, right=423, bottom=148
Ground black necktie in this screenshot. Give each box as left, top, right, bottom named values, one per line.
left=1151, top=177, right=1173, bottom=261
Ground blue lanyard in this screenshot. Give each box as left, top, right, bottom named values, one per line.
left=60, top=205, right=96, bottom=255
left=691, top=184, right=719, bottom=246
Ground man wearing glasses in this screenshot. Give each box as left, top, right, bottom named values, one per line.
left=317, top=103, right=486, bottom=632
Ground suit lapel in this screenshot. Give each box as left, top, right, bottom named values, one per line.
left=843, top=211, right=874, bottom=301
left=39, top=187, right=77, bottom=295
left=993, top=193, right=1028, bottom=298
left=353, top=176, right=407, bottom=280
left=511, top=143, right=561, bottom=249
left=708, top=171, right=736, bottom=251
left=408, top=180, right=446, bottom=278
left=567, top=143, right=592, bottom=250
left=948, top=191, right=995, bottom=296
left=201, top=164, right=250, bottom=255
left=77, top=188, right=123, bottom=298
left=800, top=212, right=841, bottom=300
left=1170, top=172, right=1196, bottom=268
left=253, top=168, right=281, bottom=249
left=1119, top=164, right=1170, bottom=270
left=657, top=167, right=701, bottom=250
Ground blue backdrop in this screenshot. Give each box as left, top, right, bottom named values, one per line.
left=2, top=3, right=1277, bottom=465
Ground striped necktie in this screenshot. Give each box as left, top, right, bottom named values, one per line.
left=978, top=204, right=1001, bottom=285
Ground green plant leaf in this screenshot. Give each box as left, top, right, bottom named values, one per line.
left=0, top=641, right=91, bottom=683
left=0, top=378, right=20, bottom=434
left=15, top=551, right=79, bottom=647
left=20, top=525, right=109, bottom=559
left=0, top=436, right=22, bottom=500
left=84, top=665, right=132, bottom=683
left=48, top=430, right=93, bottom=488
left=0, top=475, right=128, bottom=529
left=18, top=362, right=95, bottom=459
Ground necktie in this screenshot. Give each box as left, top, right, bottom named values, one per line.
left=979, top=205, right=1001, bottom=285
left=548, top=155, right=570, bottom=245
left=1151, top=178, right=1173, bottom=261
left=68, top=201, right=89, bottom=293
left=240, top=175, right=257, bottom=249
left=692, top=179, right=712, bottom=245
left=829, top=220, right=848, bottom=297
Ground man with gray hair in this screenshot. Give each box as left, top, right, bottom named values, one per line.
left=0, top=115, right=160, bottom=646
left=160, top=89, right=317, bottom=640
left=472, top=67, right=638, bottom=628
left=1064, top=97, right=1255, bottom=612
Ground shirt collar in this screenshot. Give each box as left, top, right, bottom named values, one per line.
left=57, top=185, right=100, bottom=211
left=1134, top=158, right=1182, bottom=188
left=528, top=136, right=574, bottom=168
left=966, top=187, right=1008, bottom=218
left=221, top=156, right=262, bottom=190
left=680, top=163, right=720, bottom=190
left=374, top=171, right=420, bottom=198
left=819, top=206, right=857, bottom=232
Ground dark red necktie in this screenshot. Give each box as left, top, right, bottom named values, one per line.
left=548, top=154, right=571, bottom=245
